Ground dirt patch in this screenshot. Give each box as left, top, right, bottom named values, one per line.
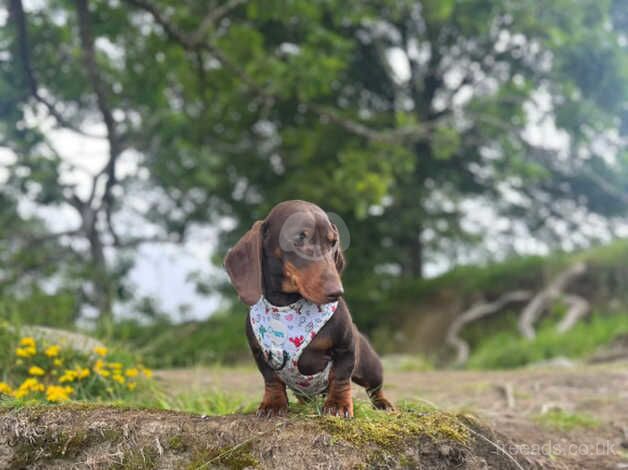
left=0, top=405, right=541, bottom=469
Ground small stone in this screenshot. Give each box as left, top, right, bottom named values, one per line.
left=439, top=445, right=452, bottom=457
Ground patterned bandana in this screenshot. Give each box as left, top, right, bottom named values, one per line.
left=250, top=296, right=338, bottom=396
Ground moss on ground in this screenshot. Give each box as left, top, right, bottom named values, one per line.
left=321, top=409, right=470, bottom=449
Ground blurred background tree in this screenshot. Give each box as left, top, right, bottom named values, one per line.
left=0, top=0, right=626, bottom=330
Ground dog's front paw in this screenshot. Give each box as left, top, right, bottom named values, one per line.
left=372, top=396, right=395, bottom=411
left=256, top=401, right=288, bottom=418
left=323, top=397, right=354, bottom=418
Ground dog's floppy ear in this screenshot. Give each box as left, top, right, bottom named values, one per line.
left=224, top=220, right=265, bottom=305
left=332, top=223, right=345, bottom=274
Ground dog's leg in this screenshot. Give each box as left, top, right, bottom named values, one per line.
left=323, top=341, right=355, bottom=418
left=246, top=315, right=289, bottom=417
left=257, top=376, right=288, bottom=417
left=352, top=332, right=395, bottom=411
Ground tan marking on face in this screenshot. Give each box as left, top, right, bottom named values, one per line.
left=284, top=260, right=332, bottom=304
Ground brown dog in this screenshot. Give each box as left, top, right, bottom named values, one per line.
left=225, top=200, right=393, bottom=418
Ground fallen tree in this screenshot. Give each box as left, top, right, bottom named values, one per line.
left=447, top=262, right=589, bottom=366
left=517, top=262, right=588, bottom=339
left=446, top=291, right=532, bottom=366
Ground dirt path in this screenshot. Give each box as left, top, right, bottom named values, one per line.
left=155, top=361, right=628, bottom=469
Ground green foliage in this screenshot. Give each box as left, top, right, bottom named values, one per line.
left=107, top=311, right=249, bottom=368
left=467, top=312, right=628, bottom=369
left=3, top=0, right=627, bottom=323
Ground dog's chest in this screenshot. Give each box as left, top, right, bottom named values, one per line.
left=249, top=297, right=338, bottom=394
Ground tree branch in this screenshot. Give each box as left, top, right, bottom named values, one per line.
left=75, top=0, right=124, bottom=248
left=517, top=262, right=587, bottom=340
left=446, top=290, right=533, bottom=366
left=555, top=294, right=590, bottom=334
left=8, top=0, right=104, bottom=139
left=109, top=235, right=175, bottom=248
left=188, top=0, right=249, bottom=45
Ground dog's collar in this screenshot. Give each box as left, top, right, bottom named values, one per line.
left=257, top=296, right=338, bottom=313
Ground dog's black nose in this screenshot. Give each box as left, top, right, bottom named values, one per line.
left=326, top=288, right=344, bottom=302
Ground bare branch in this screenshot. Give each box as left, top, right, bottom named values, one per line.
left=8, top=0, right=105, bottom=139
left=308, top=104, right=432, bottom=143
left=189, top=0, right=249, bottom=45
left=110, top=235, right=175, bottom=248
left=446, top=290, right=532, bottom=366
left=12, top=228, right=82, bottom=249
left=518, top=262, right=587, bottom=340
left=556, top=294, right=589, bottom=333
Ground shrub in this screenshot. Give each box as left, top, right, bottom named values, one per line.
left=466, top=312, right=628, bottom=369
left=0, top=325, right=152, bottom=403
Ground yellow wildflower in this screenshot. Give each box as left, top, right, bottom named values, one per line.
left=93, top=360, right=110, bottom=377
left=125, top=368, right=139, bottom=378
left=45, top=345, right=61, bottom=357
left=0, top=382, right=12, bottom=395
left=77, top=368, right=90, bottom=379
left=46, top=385, right=74, bottom=402
left=112, top=374, right=125, bottom=384
left=16, top=347, right=36, bottom=358
left=28, top=366, right=45, bottom=376
left=19, top=337, right=36, bottom=348
left=53, top=359, right=64, bottom=367
left=127, top=382, right=137, bottom=391
left=59, top=370, right=78, bottom=383
left=93, top=346, right=108, bottom=357
left=141, top=367, right=153, bottom=379
left=13, top=378, right=45, bottom=398
left=109, top=362, right=123, bottom=370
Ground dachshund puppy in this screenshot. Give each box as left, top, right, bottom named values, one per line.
left=225, top=200, right=393, bottom=418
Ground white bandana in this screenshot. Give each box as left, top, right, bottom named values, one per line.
left=250, top=296, right=338, bottom=396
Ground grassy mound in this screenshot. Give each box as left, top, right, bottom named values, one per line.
left=0, top=403, right=531, bottom=470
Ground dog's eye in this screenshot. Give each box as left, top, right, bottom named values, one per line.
left=295, top=232, right=307, bottom=242
left=330, top=239, right=338, bottom=247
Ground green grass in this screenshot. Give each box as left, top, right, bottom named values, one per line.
left=382, top=354, right=434, bottom=372
left=150, top=389, right=257, bottom=415
left=534, top=410, right=601, bottom=431
left=467, top=312, right=628, bottom=369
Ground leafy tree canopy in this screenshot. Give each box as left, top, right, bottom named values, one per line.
left=0, top=0, right=626, bottom=320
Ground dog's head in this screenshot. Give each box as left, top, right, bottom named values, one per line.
left=224, top=200, right=345, bottom=305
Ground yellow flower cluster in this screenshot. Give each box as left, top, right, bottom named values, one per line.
left=0, top=337, right=152, bottom=403
left=12, top=378, right=45, bottom=398
left=59, top=367, right=90, bottom=383
left=46, top=385, right=74, bottom=403
left=15, top=337, right=37, bottom=358
left=0, top=382, right=13, bottom=395
left=92, top=356, right=151, bottom=389
left=1, top=378, right=75, bottom=402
